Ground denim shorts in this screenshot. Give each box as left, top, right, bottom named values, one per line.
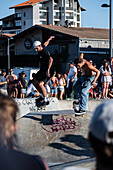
left=21, top=88, right=26, bottom=94
left=51, top=87, right=57, bottom=94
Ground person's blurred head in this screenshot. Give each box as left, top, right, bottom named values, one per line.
left=10, top=69, right=13, bottom=75
left=89, top=100, right=113, bottom=170
left=2, top=69, right=6, bottom=77
left=69, top=61, right=74, bottom=68
left=74, top=57, right=84, bottom=68
left=0, top=94, right=19, bottom=149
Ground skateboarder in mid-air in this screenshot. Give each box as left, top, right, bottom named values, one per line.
left=33, top=36, right=55, bottom=106
left=73, top=53, right=100, bottom=115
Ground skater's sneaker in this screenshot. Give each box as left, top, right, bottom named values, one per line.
left=36, top=96, right=44, bottom=103
left=73, top=100, right=79, bottom=105
left=74, top=109, right=86, bottom=116
left=39, top=101, right=49, bottom=106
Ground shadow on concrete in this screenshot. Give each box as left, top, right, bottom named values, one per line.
left=23, top=115, right=54, bottom=125
left=49, top=134, right=94, bottom=157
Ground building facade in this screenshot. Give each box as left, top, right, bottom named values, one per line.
left=0, top=0, right=85, bottom=34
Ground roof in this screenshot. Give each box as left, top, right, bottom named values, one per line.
left=9, top=0, right=86, bottom=11
left=1, top=33, right=16, bottom=38
left=0, top=14, right=14, bottom=21
left=9, top=0, right=44, bottom=9
left=37, top=25, right=110, bottom=40
left=13, top=24, right=110, bottom=40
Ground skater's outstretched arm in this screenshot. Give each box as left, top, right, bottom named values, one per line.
left=44, top=36, right=55, bottom=47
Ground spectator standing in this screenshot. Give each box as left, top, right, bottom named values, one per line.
left=19, top=71, right=27, bottom=98
left=6, top=68, right=18, bottom=98
left=0, top=94, right=49, bottom=170
left=89, top=100, right=113, bottom=170
left=0, top=69, right=7, bottom=95
left=100, top=61, right=111, bottom=99
left=58, top=73, right=66, bottom=100
left=50, top=71, right=58, bottom=97
left=68, top=61, right=77, bottom=99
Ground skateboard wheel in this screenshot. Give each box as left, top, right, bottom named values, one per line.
left=82, top=115, right=84, bottom=117
left=44, top=107, right=46, bottom=110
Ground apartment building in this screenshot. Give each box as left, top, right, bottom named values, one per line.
left=0, top=0, right=85, bottom=34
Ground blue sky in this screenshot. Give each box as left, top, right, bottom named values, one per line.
left=0, top=0, right=112, bottom=28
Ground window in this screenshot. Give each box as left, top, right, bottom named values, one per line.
left=24, top=12, right=26, bottom=17
left=15, top=21, right=21, bottom=26
left=16, top=13, right=21, bottom=18
left=24, top=21, right=26, bottom=26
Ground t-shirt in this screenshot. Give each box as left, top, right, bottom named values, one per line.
left=38, top=45, right=51, bottom=72
left=20, top=77, right=26, bottom=88
left=0, top=76, right=7, bottom=90
left=68, top=66, right=77, bottom=80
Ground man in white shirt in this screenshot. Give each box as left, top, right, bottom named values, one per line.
left=68, top=61, right=77, bottom=99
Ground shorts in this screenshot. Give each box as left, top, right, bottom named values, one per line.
left=58, top=87, right=64, bottom=93
left=21, top=88, right=26, bottom=94
left=35, top=71, right=48, bottom=83
left=51, top=87, right=57, bottom=94
left=101, top=75, right=111, bottom=83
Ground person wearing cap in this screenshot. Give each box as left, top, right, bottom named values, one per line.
left=33, top=36, right=55, bottom=106
left=73, top=53, right=100, bottom=114
left=89, top=100, right=113, bottom=170
left=0, top=69, right=7, bottom=95
left=68, top=61, right=77, bottom=99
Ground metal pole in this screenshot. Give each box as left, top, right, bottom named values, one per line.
left=110, top=0, right=112, bottom=66
left=7, top=38, right=10, bottom=74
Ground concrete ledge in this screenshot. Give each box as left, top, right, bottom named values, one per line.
left=15, top=98, right=105, bottom=120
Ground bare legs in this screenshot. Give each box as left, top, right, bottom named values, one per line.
left=102, top=82, right=109, bottom=99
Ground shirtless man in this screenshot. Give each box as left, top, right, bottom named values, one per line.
left=73, top=53, right=100, bottom=114
left=33, top=36, right=55, bottom=106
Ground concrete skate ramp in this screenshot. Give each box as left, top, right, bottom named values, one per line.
left=15, top=98, right=104, bottom=120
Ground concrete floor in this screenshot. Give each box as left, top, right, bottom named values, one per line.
left=16, top=110, right=95, bottom=169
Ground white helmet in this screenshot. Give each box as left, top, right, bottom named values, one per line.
left=33, top=41, right=41, bottom=48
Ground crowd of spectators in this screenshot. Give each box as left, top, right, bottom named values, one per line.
left=0, top=58, right=113, bottom=100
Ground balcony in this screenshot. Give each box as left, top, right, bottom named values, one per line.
left=39, top=7, right=47, bottom=10
left=66, top=16, right=73, bottom=19
left=54, top=16, right=61, bottom=19
left=66, top=7, right=73, bottom=10
left=14, top=13, right=21, bottom=20
left=2, top=25, right=21, bottom=30
left=54, top=6, right=60, bottom=10
left=40, top=15, right=47, bottom=19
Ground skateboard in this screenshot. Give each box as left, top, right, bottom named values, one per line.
left=73, top=101, right=85, bottom=117
left=35, top=100, right=46, bottom=111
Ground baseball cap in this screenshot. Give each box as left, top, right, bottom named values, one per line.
left=89, top=100, right=113, bottom=144
left=21, top=71, right=26, bottom=74
left=69, top=61, right=74, bottom=65
left=33, top=41, right=41, bottom=48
